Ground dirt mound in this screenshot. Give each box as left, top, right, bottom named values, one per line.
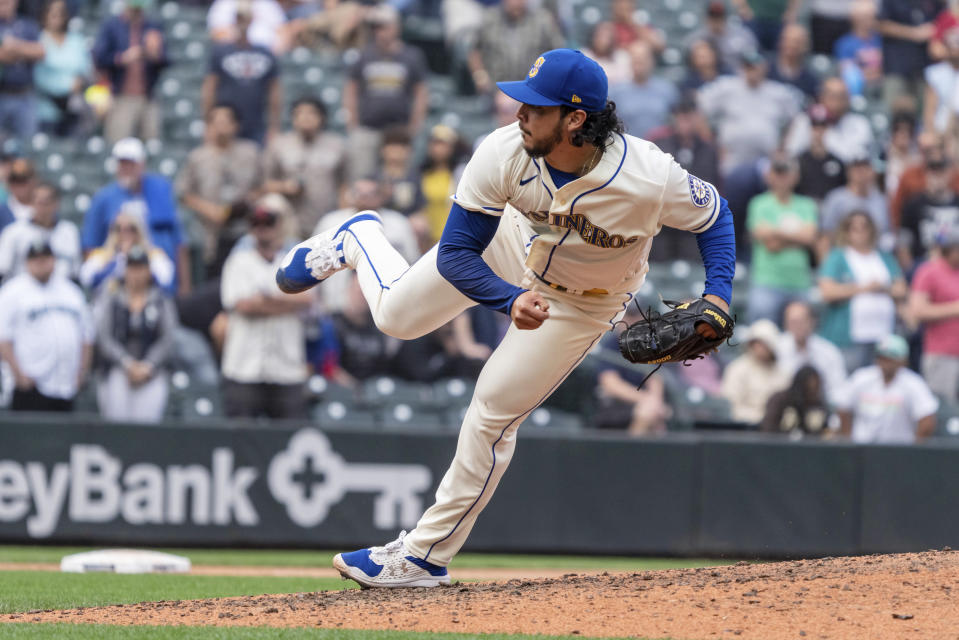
left=5, top=550, right=959, bottom=639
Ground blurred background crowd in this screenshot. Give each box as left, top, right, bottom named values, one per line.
left=1, top=0, right=959, bottom=445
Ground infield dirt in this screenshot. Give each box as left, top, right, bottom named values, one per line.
left=4, top=550, right=958, bottom=639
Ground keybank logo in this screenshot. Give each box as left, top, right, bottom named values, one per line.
left=0, top=429, right=432, bottom=538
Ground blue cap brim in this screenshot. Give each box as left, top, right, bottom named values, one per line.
left=496, top=80, right=564, bottom=107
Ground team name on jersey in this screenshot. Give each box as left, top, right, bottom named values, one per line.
left=518, top=209, right=640, bottom=249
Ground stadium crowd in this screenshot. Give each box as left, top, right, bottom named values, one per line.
left=0, top=0, right=958, bottom=446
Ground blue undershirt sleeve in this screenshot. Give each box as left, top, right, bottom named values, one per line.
left=437, top=203, right=527, bottom=315
left=695, top=196, right=736, bottom=306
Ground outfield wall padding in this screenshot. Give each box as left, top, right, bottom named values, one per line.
left=0, top=416, right=956, bottom=557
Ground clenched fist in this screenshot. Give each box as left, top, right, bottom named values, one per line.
left=511, top=291, right=550, bottom=330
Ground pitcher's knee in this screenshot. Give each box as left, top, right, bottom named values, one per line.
left=371, top=308, right=427, bottom=340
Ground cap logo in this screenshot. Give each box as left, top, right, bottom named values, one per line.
left=571, top=94, right=582, bottom=103
left=528, top=56, right=546, bottom=79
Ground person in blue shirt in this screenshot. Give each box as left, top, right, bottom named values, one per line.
left=81, top=137, right=189, bottom=293
left=834, top=0, right=883, bottom=97
left=0, top=0, right=45, bottom=139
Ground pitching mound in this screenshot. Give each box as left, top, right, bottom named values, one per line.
left=5, top=550, right=959, bottom=639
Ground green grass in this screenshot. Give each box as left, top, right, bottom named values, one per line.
left=0, top=545, right=734, bottom=572
left=0, top=625, right=657, bottom=640
left=0, top=571, right=351, bottom=614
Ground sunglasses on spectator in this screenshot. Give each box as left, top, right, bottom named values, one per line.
left=250, top=216, right=278, bottom=228
left=113, top=224, right=139, bottom=233
left=8, top=173, right=32, bottom=184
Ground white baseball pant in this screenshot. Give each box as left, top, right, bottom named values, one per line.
left=340, top=213, right=631, bottom=566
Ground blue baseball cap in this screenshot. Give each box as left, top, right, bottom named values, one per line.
left=496, top=49, right=608, bottom=113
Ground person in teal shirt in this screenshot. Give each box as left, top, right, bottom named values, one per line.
left=33, top=0, right=93, bottom=136
left=746, top=152, right=818, bottom=324
left=817, top=210, right=907, bottom=370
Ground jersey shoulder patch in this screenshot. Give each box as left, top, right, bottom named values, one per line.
left=687, top=175, right=713, bottom=208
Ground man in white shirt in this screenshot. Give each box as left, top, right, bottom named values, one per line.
left=220, top=200, right=313, bottom=418
left=0, top=182, right=81, bottom=282
left=836, top=334, right=938, bottom=443
left=0, top=240, right=93, bottom=411
left=776, top=300, right=847, bottom=405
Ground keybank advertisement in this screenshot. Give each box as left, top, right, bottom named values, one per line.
left=0, top=421, right=448, bottom=547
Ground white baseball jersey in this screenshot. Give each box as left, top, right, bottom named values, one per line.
left=0, top=219, right=82, bottom=281
left=0, top=273, right=93, bottom=399
left=452, top=122, right=721, bottom=295
left=836, top=365, right=939, bottom=444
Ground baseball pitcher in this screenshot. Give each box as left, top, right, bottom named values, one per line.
left=277, top=49, right=736, bottom=587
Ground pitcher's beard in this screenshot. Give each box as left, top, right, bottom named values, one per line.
left=521, top=122, right=565, bottom=158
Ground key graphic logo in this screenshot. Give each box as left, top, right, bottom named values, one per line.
left=267, top=429, right=432, bottom=529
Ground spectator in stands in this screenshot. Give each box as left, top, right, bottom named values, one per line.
left=344, top=4, right=429, bottom=181
left=679, top=39, right=728, bottom=96
left=93, top=244, right=177, bottom=422
left=809, top=0, right=854, bottom=55
left=608, top=41, right=678, bottom=140
left=467, top=0, right=564, bottom=95
left=884, top=112, right=920, bottom=201
left=313, top=273, right=399, bottom=386
left=777, top=300, right=847, bottom=405
left=836, top=334, right=938, bottom=443
left=583, top=21, right=632, bottom=85
left=0, top=182, right=80, bottom=282
left=891, top=133, right=959, bottom=228
left=83, top=138, right=187, bottom=293
left=761, top=366, right=831, bottom=436
left=721, top=319, right=790, bottom=424
left=767, top=23, right=819, bottom=100
left=34, top=0, right=91, bottom=137
left=900, top=154, right=959, bottom=267
left=820, top=153, right=890, bottom=248
left=650, top=100, right=721, bottom=261
left=203, top=1, right=281, bottom=145
left=208, top=0, right=288, bottom=53
left=931, top=0, right=959, bottom=59
left=0, top=239, right=93, bottom=412
left=262, top=97, right=347, bottom=238
left=285, top=0, right=365, bottom=51
left=420, top=124, right=467, bottom=244
left=878, top=0, right=940, bottom=108
left=609, top=0, right=664, bottom=52
left=176, top=104, right=262, bottom=277
left=220, top=200, right=311, bottom=419
left=79, top=201, right=175, bottom=293
left=910, top=225, right=959, bottom=403
left=924, top=28, right=959, bottom=138
left=378, top=127, right=426, bottom=218
left=731, top=0, right=800, bottom=53
left=795, top=104, right=847, bottom=203
left=818, top=211, right=906, bottom=370
left=698, top=50, right=799, bottom=176
left=745, top=153, right=818, bottom=324
left=593, top=339, right=672, bottom=436
left=0, top=0, right=44, bottom=140
left=0, top=157, right=36, bottom=222
left=835, top=0, right=883, bottom=98
left=785, top=77, right=875, bottom=165
left=92, top=0, right=168, bottom=143
left=685, top=1, right=759, bottom=72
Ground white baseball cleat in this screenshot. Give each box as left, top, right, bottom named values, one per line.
left=332, top=531, right=451, bottom=588
left=276, top=211, right=383, bottom=293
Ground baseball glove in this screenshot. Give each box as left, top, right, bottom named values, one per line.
left=619, top=298, right=735, bottom=365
